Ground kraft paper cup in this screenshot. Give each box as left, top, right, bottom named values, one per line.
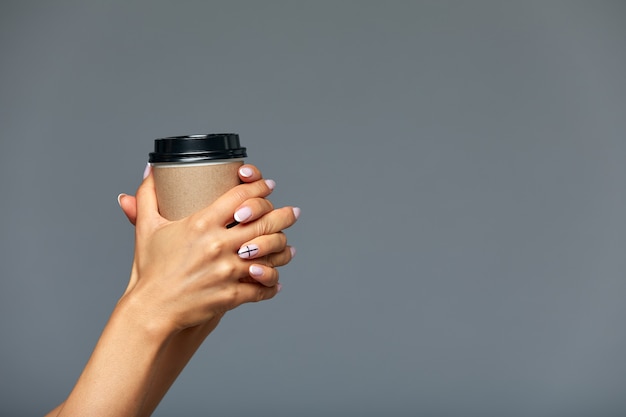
left=149, top=134, right=247, bottom=221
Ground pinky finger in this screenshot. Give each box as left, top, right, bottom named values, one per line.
left=265, top=246, right=296, bottom=268
left=249, top=264, right=280, bottom=288
left=235, top=280, right=281, bottom=306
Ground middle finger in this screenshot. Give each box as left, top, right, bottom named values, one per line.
left=232, top=206, right=300, bottom=242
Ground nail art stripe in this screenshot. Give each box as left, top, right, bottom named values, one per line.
left=238, top=245, right=260, bottom=259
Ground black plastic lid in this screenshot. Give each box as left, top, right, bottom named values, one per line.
left=149, top=134, right=247, bottom=163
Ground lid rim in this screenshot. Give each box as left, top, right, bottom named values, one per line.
left=149, top=133, right=247, bottom=163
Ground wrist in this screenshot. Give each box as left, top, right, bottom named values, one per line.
left=115, top=289, right=178, bottom=342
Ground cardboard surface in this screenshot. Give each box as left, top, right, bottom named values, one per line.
left=153, top=161, right=243, bottom=220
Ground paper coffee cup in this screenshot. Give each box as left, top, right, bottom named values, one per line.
left=149, top=134, right=247, bottom=221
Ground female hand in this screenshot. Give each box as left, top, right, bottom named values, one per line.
left=119, top=164, right=298, bottom=289
left=123, top=165, right=299, bottom=333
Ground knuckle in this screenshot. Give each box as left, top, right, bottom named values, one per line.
left=267, top=249, right=290, bottom=268
left=204, top=238, right=227, bottom=258
left=277, top=252, right=289, bottom=266
left=277, top=232, right=287, bottom=248
left=264, top=256, right=276, bottom=268
left=266, top=267, right=280, bottom=287
left=226, top=184, right=251, bottom=205
left=189, top=216, right=209, bottom=233
left=221, top=285, right=240, bottom=308
left=253, top=286, right=269, bottom=303
left=254, top=219, right=272, bottom=237
left=216, top=261, right=237, bottom=279
left=264, top=263, right=278, bottom=285
left=234, top=181, right=265, bottom=201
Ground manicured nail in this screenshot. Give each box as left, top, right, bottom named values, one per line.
left=239, top=166, right=254, bottom=178
left=249, top=265, right=264, bottom=277
left=290, top=246, right=297, bottom=259
left=234, top=206, right=253, bottom=223
left=265, top=179, right=276, bottom=191
left=117, top=193, right=126, bottom=208
left=238, top=244, right=260, bottom=259
left=292, top=207, right=301, bottom=220
left=143, top=163, right=152, bottom=179
left=277, top=283, right=282, bottom=293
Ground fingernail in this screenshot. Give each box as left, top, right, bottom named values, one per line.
left=265, top=179, right=276, bottom=191
left=290, top=246, right=297, bottom=259
left=117, top=193, right=126, bottom=208
left=234, top=206, right=253, bottom=223
left=238, top=244, right=260, bottom=259
left=249, top=265, right=264, bottom=277
left=239, top=166, right=254, bottom=178
left=292, top=207, right=301, bottom=220
left=143, top=163, right=152, bottom=179
left=277, top=283, right=282, bottom=293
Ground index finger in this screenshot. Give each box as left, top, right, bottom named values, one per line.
left=238, top=164, right=263, bottom=183
left=192, top=178, right=276, bottom=226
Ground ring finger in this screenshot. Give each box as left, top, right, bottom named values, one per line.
left=237, top=232, right=287, bottom=259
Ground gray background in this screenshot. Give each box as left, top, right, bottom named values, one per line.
left=1, top=1, right=625, bottom=416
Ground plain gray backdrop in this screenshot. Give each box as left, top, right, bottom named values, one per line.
left=1, top=1, right=625, bottom=416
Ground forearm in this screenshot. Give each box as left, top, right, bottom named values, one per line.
left=56, top=295, right=172, bottom=417
left=47, top=311, right=220, bottom=417
left=137, top=316, right=223, bottom=417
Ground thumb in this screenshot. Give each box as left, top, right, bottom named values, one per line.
left=135, top=164, right=163, bottom=230
left=117, top=193, right=137, bottom=226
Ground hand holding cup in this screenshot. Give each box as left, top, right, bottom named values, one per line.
left=126, top=171, right=298, bottom=332
left=118, top=134, right=299, bottom=333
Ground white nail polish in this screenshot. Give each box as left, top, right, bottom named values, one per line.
left=249, top=265, right=264, bottom=277
left=239, top=166, right=253, bottom=178
left=265, top=179, right=276, bottom=190
left=234, top=206, right=252, bottom=223
left=143, top=163, right=152, bottom=179
left=238, top=244, right=260, bottom=259
left=117, top=193, right=125, bottom=208
left=292, top=207, right=301, bottom=219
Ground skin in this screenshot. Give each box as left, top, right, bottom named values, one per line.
left=45, top=165, right=299, bottom=417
